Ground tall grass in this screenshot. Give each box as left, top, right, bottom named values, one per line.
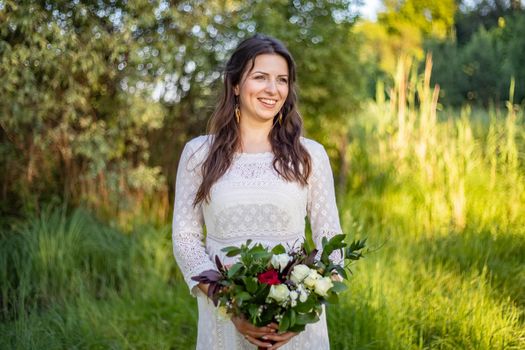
left=0, top=207, right=196, bottom=349
left=330, top=55, right=525, bottom=349
left=1, top=55, right=524, bottom=349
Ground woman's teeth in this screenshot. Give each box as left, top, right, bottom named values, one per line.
left=259, top=98, right=276, bottom=106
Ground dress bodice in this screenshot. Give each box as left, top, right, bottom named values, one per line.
left=172, top=135, right=342, bottom=296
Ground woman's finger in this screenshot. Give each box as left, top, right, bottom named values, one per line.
left=246, top=329, right=273, bottom=338
left=244, top=334, right=272, bottom=348
left=266, top=322, right=279, bottom=330
left=263, top=331, right=297, bottom=342
left=238, top=318, right=276, bottom=335
left=266, top=331, right=298, bottom=349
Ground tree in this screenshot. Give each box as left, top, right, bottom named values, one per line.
left=427, top=5, right=525, bottom=106
left=355, top=0, right=456, bottom=76
left=0, top=0, right=365, bottom=217
left=455, top=0, right=522, bottom=44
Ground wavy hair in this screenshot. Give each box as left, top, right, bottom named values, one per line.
left=193, top=34, right=311, bottom=206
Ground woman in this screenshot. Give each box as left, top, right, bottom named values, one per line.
left=172, top=34, right=343, bottom=350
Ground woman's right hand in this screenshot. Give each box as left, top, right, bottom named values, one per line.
left=231, top=316, right=277, bottom=348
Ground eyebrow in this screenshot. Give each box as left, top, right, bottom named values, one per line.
left=251, top=70, right=288, bottom=77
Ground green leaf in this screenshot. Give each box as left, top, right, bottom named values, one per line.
left=271, top=244, right=286, bottom=255
left=295, top=311, right=319, bottom=325
left=237, top=291, right=252, bottom=302
left=289, top=324, right=306, bottom=332
left=243, top=277, right=258, bottom=294
left=252, top=284, right=271, bottom=304
left=227, top=263, right=244, bottom=278
left=327, top=234, right=346, bottom=248
left=248, top=304, right=259, bottom=322
left=330, top=281, right=347, bottom=293
left=303, top=239, right=314, bottom=254
left=294, top=297, right=315, bottom=313
left=346, top=239, right=367, bottom=260
left=222, top=246, right=242, bottom=257
left=279, top=312, right=291, bottom=332
left=252, top=251, right=272, bottom=260
left=289, top=309, right=296, bottom=328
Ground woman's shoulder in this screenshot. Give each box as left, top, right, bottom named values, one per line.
left=182, top=134, right=214, bottom=165
left=300, top=136, right=327, bottom=158
left=185, top=134, right=213, bottom=150
left=184, top=134, right=215, bottom=155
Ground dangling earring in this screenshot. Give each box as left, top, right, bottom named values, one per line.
left=235, top=105, right=241, bottom=124
left=278, top=111, right=283, bottom=126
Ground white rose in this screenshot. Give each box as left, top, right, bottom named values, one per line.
left=303, top=269, right=321, bottom=289
left=289, top=290, right=298, bottom=301
left=314, top=276, right=334, bottom=297
left=268, top=284, right=290, bottom=303
left=290, top=264, right=310, bottom=284
left=271, top=253, right=291, bottom=272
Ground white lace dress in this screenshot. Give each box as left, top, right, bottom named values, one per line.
left=172, top=135, right=343, bottom=350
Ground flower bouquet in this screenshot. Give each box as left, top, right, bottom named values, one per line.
left=191, top=234, right=366, bottom=333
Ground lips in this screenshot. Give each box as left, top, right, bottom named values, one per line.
left=258, top=98, right=277, bottom=108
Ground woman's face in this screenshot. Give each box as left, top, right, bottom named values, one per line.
left=234, top=53, right=289, bottom=125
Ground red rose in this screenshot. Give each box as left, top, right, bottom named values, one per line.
left=258, top=269, right=281, bottom=285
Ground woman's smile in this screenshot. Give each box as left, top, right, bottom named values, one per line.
left=258, top=97, right=278, bottom=108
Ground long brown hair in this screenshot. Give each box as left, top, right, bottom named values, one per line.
left=193, top=34, right=311, bottom=206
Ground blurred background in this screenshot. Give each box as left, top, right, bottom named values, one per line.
left=0, top=0, right=524, bottom=349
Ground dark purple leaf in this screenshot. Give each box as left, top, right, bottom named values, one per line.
left=208, top=283, right=221, bottom=306
left=215, top=255, right=225, bottom=273
left=304, top=249, right=318, bottom=265
left=191, top=269, right=222, bottom=284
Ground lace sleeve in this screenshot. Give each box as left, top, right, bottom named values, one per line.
left=172, top=139, right=216, bottom=296
left=306, top=143, right=344, bottom=265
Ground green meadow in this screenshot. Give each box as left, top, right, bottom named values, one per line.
left=1, top=60, right=523, bottom=349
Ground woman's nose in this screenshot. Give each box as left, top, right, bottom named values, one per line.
left=265, top=80, right=278, bottom=94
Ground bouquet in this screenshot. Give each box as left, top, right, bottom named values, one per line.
left=191, top=234, right=366, bottom=333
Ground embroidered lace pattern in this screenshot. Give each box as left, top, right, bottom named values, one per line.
left=172, top=135, right=342, bottom=349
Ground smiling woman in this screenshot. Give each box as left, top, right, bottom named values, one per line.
left=234, top=54, right=289, bottom=129
left=171, top=34, right=343, bottom=350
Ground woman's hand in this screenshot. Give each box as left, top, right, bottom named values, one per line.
left=197, top=283, right=209, bottom=295
left=231, top=316, right=278, bottom=348
left=262, top=326, right=298, bottom=350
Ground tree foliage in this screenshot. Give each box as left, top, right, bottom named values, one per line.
left=355, top=0, right=456, bottom=75
left=354, top=0, right=525, bottom=106
left=427, top=8, right=525, bottom=106
left=0, top=0, right=364, bottom=217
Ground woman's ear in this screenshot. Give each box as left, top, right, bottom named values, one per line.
left=233, top=84, right=239, bottom=96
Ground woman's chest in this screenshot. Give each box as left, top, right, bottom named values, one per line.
left=202, top=157, right=308, bottom=238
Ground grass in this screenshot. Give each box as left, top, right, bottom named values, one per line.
left=0, top=207, right=197, bottom=349
left=1, top=56, right=524, bottom=349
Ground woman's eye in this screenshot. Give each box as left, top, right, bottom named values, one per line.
left=279, top=78, right=288, bottom=84
left=254, top=75, right=265, bottom=80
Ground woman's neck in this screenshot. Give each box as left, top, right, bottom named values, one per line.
left=238, top=120, right=273, bottom=153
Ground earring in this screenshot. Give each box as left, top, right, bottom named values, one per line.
left=278, top=111, right=283, bottom=126
left=235, top=105, right=241, bottom=124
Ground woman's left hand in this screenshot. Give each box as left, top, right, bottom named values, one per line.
left=261, top=323, right=298, bottom=350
